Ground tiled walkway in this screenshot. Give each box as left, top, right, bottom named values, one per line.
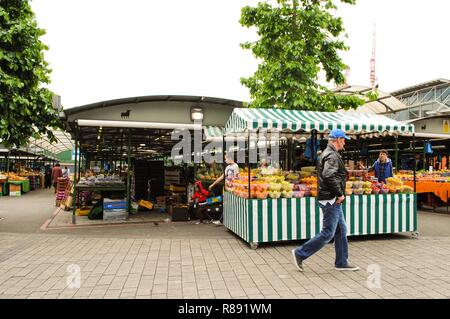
left=1, top=232, right=450, bottom=299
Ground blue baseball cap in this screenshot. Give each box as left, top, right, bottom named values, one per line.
left=329, top=129, right=350, bottom=140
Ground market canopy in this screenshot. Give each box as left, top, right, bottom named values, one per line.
left=225, top=108, right=415, bottom=135
left=203, top=126, right=224, bottom=141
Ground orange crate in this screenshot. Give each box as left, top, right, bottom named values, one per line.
left=9, top=184, right=21, bottom=192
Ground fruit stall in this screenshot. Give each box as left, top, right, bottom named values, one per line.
left=397, top=170, right=450, bottom=208
left=222, top=108, right=417, bottom=248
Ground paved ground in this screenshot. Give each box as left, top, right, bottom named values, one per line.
left=1, top=190, right=450, bottom=299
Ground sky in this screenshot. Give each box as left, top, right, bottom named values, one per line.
left=30, top=0, right=450, bottom=109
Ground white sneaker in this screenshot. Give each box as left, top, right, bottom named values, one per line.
left=335, top=264, right=360, bottom=271
left=212, top=220, right=222, bottom=225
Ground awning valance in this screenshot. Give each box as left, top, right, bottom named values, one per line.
left=225, top=108, right=415, bottom=135
left=203, top=126, right=224, bottom=141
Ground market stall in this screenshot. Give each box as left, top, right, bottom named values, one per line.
left=223, top=108, right=417, bottom=248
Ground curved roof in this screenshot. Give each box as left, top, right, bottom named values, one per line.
left=64, top=95, right=244, bottom=116
left=28, top=129, right=74, bottom=155
left=390, top=78, right=450, bottom=97
left=333, top=85, right=408, bottom=114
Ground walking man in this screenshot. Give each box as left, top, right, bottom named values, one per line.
left=292, top=129, right=359, bottom=272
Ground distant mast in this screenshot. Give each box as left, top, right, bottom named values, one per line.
left=370, top=24, right=377, bottom=91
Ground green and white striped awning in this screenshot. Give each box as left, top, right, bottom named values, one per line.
left=203, top=126, right=224, bottom=141
left=225, top=108, right=414, bottom=135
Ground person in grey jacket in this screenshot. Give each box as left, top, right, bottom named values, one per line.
left=292, top=129, right=360, bottom=272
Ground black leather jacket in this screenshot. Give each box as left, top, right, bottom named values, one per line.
left=317, top=144, right=347, bottom=201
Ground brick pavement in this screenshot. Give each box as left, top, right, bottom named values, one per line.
left=1, top=232, right=450, bottom=299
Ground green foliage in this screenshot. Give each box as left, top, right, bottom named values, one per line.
left=240, top=0, right=364, bottom=111
left=365, top=89, right=379, bottom=101
left=0, top=0, right=61, bottom=148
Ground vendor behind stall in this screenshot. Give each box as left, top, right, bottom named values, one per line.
left=370, top=150, right=393, bottom=183
left=209, top=153, right=239, bottom=225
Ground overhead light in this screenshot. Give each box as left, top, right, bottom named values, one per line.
left=191, top=107, right=203, bottom=121
left=76, top=119, right=201, bottom=130
left=140, top=144, right=145, bottom=146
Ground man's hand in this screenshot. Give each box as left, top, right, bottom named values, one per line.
left=336, top=195, right=345, bottom=204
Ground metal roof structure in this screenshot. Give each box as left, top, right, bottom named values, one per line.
left=333, top=85, right=408, bottom=114
left=390, top=78, right=450, bottom=97
left=28, top=129, right=74, bottom=155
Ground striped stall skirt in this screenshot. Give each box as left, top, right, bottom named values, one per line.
left=223, top=192, right=417, bottom=245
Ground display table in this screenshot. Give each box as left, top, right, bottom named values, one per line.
left=404, top=181, right=450, bottom=203
left=223, top=192, right=417, bottom=248
left=8, top=180, right=30, bottom=193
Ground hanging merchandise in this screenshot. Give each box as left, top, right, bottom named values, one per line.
left=304, top=137, right=320, bottom=163
left=425, top=141, right=433, bottom=154
left=360, top=142, right=369, bottom=157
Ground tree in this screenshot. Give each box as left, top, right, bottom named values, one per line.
left=0, top=0, right=60, bottom=148
left=240, top=0, right=364, bottom=111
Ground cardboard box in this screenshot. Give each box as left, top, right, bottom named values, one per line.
left=156, top=196, right=166, bottom=206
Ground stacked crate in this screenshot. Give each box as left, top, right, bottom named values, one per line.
left=9, top=184, right=21, bottom=197
left=28, top=175, right=41, bottom=190
left=55, top=177, right=69, bottom=206
left=103, top=198, right=128, bottom=221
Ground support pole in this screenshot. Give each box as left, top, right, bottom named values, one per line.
left=248, top=131, right=251, bottom=199
left=413, top=133, right=416, bottom=193
left=222, top=134, right=225, bottom=190
left=72, top=131, right=79, bottom=225
left=395, top=136, right=399, bottom=173
left=127, top=129, right=131, bottom=214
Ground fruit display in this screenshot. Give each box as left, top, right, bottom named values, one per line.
left=396, top=170, right=450, bottom=183
left=227, top=165, right=415, bottom=199
left=229, top=168, right=310, bottom=199
left=196, top=164, right=223, bottom=182
left=2, top=172, right=28, bottom=181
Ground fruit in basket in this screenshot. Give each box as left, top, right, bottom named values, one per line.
left=281, top=182, right=293, bottom=191
left=281, top=191, right=293, bottom=198
left=345, top=188, right=353, bottom=196
left=293, top=191, right=305, bottom=198
left=256, top=191, right=268, bottom=199
left=310, top=190, right=318, bottom=197
left=269, top=183, right=282, bottom=191
left=353, top=188, right=364, bottom=195
left=269, top=190, right=281, bottom=199
left=352, top=181, right=364, bottom=189
left=346, top=181, right=353, bottom=188
left=363, top=181, right=372, bottom=188
left=301, top=166, right=316, bottom=173
left=386, top=177, right=403, bottom=186
left=364, top=189, right=373, bottom=195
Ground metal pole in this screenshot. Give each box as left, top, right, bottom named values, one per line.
left=72, top=131, right=79, bottom=225
left=6, top=152, right=10, bottom=174
left=127, top=129, right=131, bottom=214
left=395, top=136, right=399, bottom=173
left=248, top=131, right=251, bottom=198
left=413, top=133, right=416, bottom=193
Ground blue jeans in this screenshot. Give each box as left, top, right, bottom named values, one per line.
left=294, top=201, right=349, bottom=267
